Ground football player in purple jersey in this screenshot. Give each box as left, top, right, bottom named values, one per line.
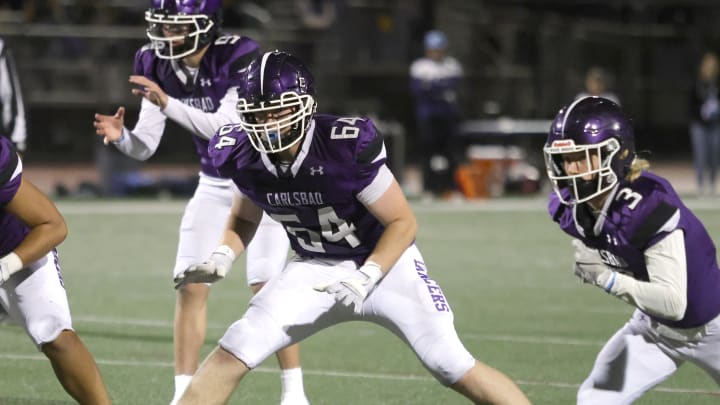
left=173, top=51, right=531, bottom=405
left=0, top=137, right=111, bottom=404
left=545, top=96, right=720, bottom=404
left=92, top=2, right=307, bottom=404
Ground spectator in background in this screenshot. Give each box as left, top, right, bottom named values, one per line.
left=689, top=51, right=720, bottom=196
left=0, top=37, right=27, bottom=155
left=410, top=29, right=463, bottom=200
left=575, top=66, right=620, bottom=106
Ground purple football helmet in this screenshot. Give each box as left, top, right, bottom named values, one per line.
left=237, top=51, right=317, bottom=153
left=145, top=0, right=222, bottom=60
left=544, top=96, right=636, bottom=205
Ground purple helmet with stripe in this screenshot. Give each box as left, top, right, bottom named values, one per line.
left=543, top=96, right=636, bottom=204
left=236, top=51, right=317, bottom=153
left=145, top=0, right=222, bottom=60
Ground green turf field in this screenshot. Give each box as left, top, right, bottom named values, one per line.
left=1, top=198, right=719, bottom=404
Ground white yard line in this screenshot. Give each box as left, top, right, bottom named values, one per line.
left=0, top=352, right=717, bottom=396
left=72, top=315, right=605, bottom=346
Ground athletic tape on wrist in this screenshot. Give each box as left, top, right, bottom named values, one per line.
left=360, top=261, right=383, bottom=284
left=1, top=252, right=23, bottom=274
left=604, top=271, right=617, bottom=293
left=215, top=245, right=237, bottom=262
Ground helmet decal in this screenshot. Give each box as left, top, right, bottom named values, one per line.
left=543, top=96, right=635, bottom=205
left=237, top=51, right=317, bottom=153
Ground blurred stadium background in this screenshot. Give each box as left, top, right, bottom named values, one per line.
left=2, top=0, right=720, bottom=198
left=2, top=1, right=720, bottom=404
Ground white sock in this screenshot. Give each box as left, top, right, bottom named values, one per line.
left=280, top=367, right=306, bottom=399
left=170, top=374, right=193, bottom=405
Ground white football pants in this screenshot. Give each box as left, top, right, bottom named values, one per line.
left=219, top=244, right=476, bottom=385
left=0, top=250, right=73, bottom=349
left=578, top=309, right=720, bottom=404
left=173, top=173, right=289, bottom=286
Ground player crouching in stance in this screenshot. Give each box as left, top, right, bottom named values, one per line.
left=545, top=96, right=720, bottom=404
left=173, top=51, right=531, bottom=404
left=0, top=137, right=111, bottom=404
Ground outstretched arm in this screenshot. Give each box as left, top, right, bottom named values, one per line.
left=361, top=172, right=418, bottom=273
left=129, top=75, right=240, bottom=140
left=94, top=98, right=167, bottom=160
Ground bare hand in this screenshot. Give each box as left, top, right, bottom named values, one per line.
left=129, top=75, right=169, bottom=109
left=94, top=107, right=126, bottom=145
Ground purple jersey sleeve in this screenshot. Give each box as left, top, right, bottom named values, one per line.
left=208, top=123, right=248, bottom=179
left=0, top=137, right=28, bottom=256
left=348, top=117, right=387, bottom=192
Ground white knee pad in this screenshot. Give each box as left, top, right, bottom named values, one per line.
left=218, top=307, right=289, bottom=369
left=28, top=314, right=73, bottom=349
left=416, top=332, right=475, bottom=386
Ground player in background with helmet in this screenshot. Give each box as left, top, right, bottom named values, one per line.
left=544, top=96, right=720, bottom=404
left=174, top=50, right=531, bottom=405
left=92, top=2, right=308, bottom=404
left=0, top=137, right=111, bottom=404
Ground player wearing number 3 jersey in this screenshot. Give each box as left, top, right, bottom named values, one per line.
left=173, top=50, right=530, bottom=405
left=545, top=96, right=720, bottom=404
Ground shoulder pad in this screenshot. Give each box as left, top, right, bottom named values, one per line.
left=628, top=200, right=678, bottom=249
left=210, top=35, right=260, bottom=73
left=133, top=44, right=156, bottom=76
left=208, top=124, right=247, bottom=177
left=548, top=192, right=567, bottom=223
left=353, top=118, right=385, bottom=164
left=615, top=180, right=679, bottom=249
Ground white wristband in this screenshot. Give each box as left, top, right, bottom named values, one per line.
left=215, top=245, right=236, bottom=262
left=1, top=252, right=24, bottom=275
left=359, top=261, right=383, bottom=285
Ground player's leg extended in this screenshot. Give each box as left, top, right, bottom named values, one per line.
left=686, top=313, right=720, bottom=384
left=182, top=259, right=341, bottom=404
left=246, top=213, right=309, bottom=405
left=174, top=283, right=209, bottom=374
left=177, top=345, right=251, bottom=405
left=577, top=310, right=679, bottom=405
left=450, top=361, right=530, bottom=405
left=1, top=251, right=111, bottom=404
left=251, top=281, right=307, bottom=405
left=42, top=330, right=111, bottom=404
left=366, top=245, right=530, bottom=404
left=172, top=177, right=235, bottom=403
